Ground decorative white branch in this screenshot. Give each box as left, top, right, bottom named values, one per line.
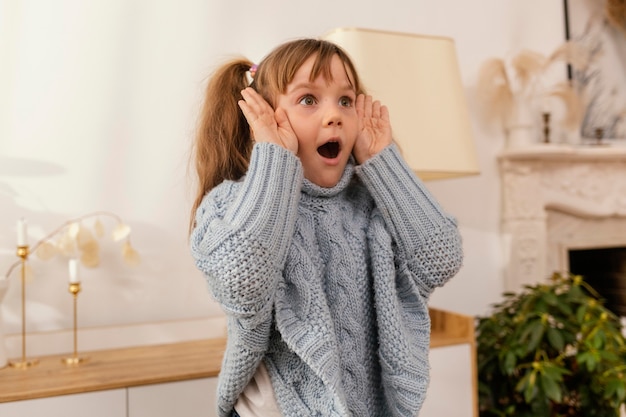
left=4, top=211, right=139, bottom=281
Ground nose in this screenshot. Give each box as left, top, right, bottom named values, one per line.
left=323, top=103, right=342, bottom=127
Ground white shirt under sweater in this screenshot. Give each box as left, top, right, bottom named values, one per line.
left=234, top=362, right=282, bottom=416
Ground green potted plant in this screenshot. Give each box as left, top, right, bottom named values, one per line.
left=476, top=272, right=626, bottom=417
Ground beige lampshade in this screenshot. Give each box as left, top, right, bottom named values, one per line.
left=323, top=27, right=479, bottom=180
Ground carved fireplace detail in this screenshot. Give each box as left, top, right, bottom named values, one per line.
left=499, top=145, right=626, bottom=291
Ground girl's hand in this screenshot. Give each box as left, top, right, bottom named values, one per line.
left=238, top=87, right=298, bottom=154
left=352, top=94, right=392, bottom=164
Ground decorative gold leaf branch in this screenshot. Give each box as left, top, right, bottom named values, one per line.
left=4, top=211, right=140, bottom=280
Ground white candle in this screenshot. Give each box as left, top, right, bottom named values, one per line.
left=17, top=218, right=27, bottom=247
left=69, top=259, right=79, bottom=283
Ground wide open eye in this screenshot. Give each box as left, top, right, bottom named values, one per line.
left=298, top=95, right=316, bottom=106
left=339, top=96, right=353, bottom=107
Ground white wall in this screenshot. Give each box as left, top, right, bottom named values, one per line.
left=0, top=0, right=568, bottom=342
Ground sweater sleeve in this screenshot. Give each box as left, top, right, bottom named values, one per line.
left=355, top=143, right=463, bottom=296
left=190, top=143, right=303, bottom=328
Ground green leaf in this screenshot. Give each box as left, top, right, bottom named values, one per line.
left=523, top=370, right=538, bottom=403
left=540, top=372, right=562, bottom=402
left=591, top=331, right=605, bottom=349
left=519, top=319, right=539, bottom=343
left=598, top=350, right=620, bottom=363
left=543, top=291, right=559, bottom=306
left=527, top=322, right=545, bottom=352
left=546, top=327, right=564, bottom=351
left=576, top=351, right=600, bottom=372
left=555, top=296, right=573, bottom=316
left=576, top=304, right=587, bottom=323
left=576, top=351, right=591, bottom=368
left=616, top=383, right=626, bottom=401
left=605, top=379, right=625, bottom=400
left=541, top=362, right=570, bottom=380
left=502, top=351, right=517, bottom=375
left=515, top=369, right=533, bottom=394
left=534, top=298, right=548, bottom=314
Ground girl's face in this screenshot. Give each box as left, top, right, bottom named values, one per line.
left=275, top=54, right=359, bottom=188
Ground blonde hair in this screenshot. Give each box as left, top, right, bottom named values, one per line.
left=189, top=38, right=362, bottom=232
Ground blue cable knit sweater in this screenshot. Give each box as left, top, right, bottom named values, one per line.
left=190, top=142, right=463, bottom=417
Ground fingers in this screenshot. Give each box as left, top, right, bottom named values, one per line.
left=274, top=108, right=298, bottom=154
left=238, top=87, right=297, bottom=153
left=371, top=100, right=381, bottom=120
left=238, top=87, right=272, bottom=123
left=364, top=95, right=373, bottom=120
left=274, top=106, right=289, bottom=128
left=240, top=87, right=269, bottom=110
left=353, top=94, right=393, bottom=164
left=379, top=104, right=389, bottom=123
left=357, top=94, right=384, bottom=124
left=356, top=94, right=365, bottom=118
left=238, top=87, right=277, bottom=144
left=358, top=94, right=373, bottom=120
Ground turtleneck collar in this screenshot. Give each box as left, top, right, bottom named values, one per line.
left=301, top=161, right=355, bottom=198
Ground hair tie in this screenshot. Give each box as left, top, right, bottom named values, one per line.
left=249, top=64, right=258, bottom=79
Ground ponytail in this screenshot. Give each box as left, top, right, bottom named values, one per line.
left=189, top=58, right=254, bottom=232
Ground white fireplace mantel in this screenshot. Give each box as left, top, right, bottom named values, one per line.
left=499, top=144, right=626, bottom=291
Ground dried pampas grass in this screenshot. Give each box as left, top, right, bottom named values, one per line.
left=548, top=40, right=594, bottom=72
left=510, top=49, right=547, bottom=89
left=476, top=49, right=553, bottom=126
left=477, top=58, right=514, bottom=125
left=476, top=39, right=593, bottom=134
left=547, top=82, right=585, bottom=131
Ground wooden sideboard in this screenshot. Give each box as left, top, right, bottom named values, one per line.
left=0, top=338, right=225, bottom=403
left=0, top=308, right=477, bottom=416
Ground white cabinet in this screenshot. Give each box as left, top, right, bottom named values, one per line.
left=421, top=344, right=475, bottom=417
left=0, top=379, right=220, bottom=417
left=425, top=307, right=478, bottom=417
left=128, top=378, right=218, bottom=417
left=0, top=389, right=126, bottom=417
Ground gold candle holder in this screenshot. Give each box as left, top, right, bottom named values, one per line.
left=542, top=112, right=551, bottom=144
left=62, top=282, right=88, bottom=365
left=594, top=127, right=604, bottom=146
left=9, top=245, right=39, bottom=369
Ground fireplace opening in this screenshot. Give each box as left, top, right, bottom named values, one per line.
left=569, top=247, right=626, bottom=317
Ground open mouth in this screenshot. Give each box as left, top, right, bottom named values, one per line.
left=317, top=141, right=340, bottom=159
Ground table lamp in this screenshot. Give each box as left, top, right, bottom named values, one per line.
left=323, top=27, right=479, bottom=180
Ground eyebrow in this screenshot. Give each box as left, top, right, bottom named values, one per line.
left=287, top=82, right=315, bottom=93
left=287, top=81, right=356, bottom=95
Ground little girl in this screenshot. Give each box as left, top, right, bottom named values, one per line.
left=189, top=38, right=463, bottom=417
